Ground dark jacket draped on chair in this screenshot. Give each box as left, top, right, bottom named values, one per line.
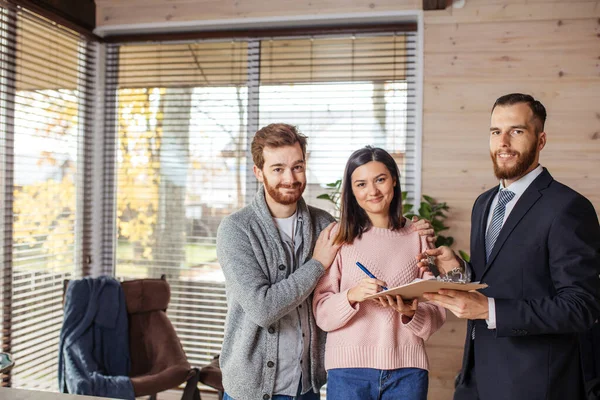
left=58, top=276, right=135, bottom=399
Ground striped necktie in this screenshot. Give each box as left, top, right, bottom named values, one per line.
left=485, top=189, right=515, bottom=261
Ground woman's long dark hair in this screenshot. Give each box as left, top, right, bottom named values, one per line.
left=334, top=146, right=404, bottom=245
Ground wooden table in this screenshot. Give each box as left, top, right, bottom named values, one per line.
left=0, top=388, right=117, bottom=399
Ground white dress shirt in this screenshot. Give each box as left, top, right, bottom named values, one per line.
left=485, top=164, right=544, bottom=329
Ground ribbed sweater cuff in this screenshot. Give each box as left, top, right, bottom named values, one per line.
left=308, top=258, right=326, bottom=275
left=402, top=307, right=427, bottom=337
left=303, top=259, right=326, bottom=289
left=333, top=289, right=359, bottom=326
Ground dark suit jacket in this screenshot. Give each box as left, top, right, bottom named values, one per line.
left=456, top=168, right=600, bottom=400
left=579, top=320, right=600, bottom=399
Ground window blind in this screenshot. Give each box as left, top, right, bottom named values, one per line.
left=106, top=28, right=418, bottom=372
left=105, top=40, right=249, bottom=369
left=0, top=1, right=95, bottom=389
left=259, top=33, right=417, bottom=213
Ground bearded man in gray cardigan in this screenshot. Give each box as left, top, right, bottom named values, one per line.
left=217, top=123, right=434, bottom=400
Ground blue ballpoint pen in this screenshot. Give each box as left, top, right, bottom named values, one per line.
left=355, top=261, right=388, bottom=291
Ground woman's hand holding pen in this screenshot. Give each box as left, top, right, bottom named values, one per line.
left=347, top=278, right=387, bottom=306
left=378, top=295, right=418, bottom=322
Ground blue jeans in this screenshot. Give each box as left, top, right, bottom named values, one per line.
left=223, top=384, right=320, bottom=400
left=326, top=367, right=428, bottom=400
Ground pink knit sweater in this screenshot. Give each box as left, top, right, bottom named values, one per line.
left=312, top=223, right=446, bottom=371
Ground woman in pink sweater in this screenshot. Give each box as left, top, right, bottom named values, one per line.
left=313, top=146, right=446, bottom=400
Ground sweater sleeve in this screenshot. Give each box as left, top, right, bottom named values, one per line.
left=403, top=235, right=447, bottom=339
left=217, top=216, right=325, bottom=328
left=312, top=251, right=360, bottom=332
left=403, top=301, right=446, bottom=340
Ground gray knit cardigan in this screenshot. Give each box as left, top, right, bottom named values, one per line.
left=216, top=186, right=335, bottom=400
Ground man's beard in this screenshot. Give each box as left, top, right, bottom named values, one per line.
left=490, top=139, right=538, bottom=181
left=263, top=175, right=305, bottom=206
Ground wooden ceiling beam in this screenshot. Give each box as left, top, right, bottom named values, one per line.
left=423, top=0, right=449, bottom=11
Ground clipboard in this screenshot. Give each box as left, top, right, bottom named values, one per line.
left=364, top=279, right=488, bottom=302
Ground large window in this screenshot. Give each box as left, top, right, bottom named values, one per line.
left=0, top=3, right=95, bottom=390
left=107, top=28, right=418, bottom=369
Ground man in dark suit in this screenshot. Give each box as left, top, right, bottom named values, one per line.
left=421, top=93, right=600, bottom=400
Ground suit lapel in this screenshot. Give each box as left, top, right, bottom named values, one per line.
left=480, top=169, right=553, bottom=280
left=473, top=189, right=497, bottom=271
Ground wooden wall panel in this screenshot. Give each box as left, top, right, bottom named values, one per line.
left=425, top=18, right=600, bottom=53
left=426, top=2, right=600, bottom=24
left=459, top=0, right=595, bottom=3
left=424, top=81, right=600, bottom=113
left=426, top=314, right=468, bottom=397
left=425, top=51, right=599, bottom=81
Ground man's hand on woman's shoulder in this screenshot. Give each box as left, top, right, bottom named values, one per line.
left=312, top=222, right=341, bottom=270
left=410, top=216, right=436, bottom=244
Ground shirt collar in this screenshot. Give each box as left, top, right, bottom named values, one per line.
left=498, top=164, right=544, bottom=196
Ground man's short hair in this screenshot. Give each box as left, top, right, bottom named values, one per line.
left=492, top=93, right=547, bottom=134
left=251, top=123, right=307, bottom=169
